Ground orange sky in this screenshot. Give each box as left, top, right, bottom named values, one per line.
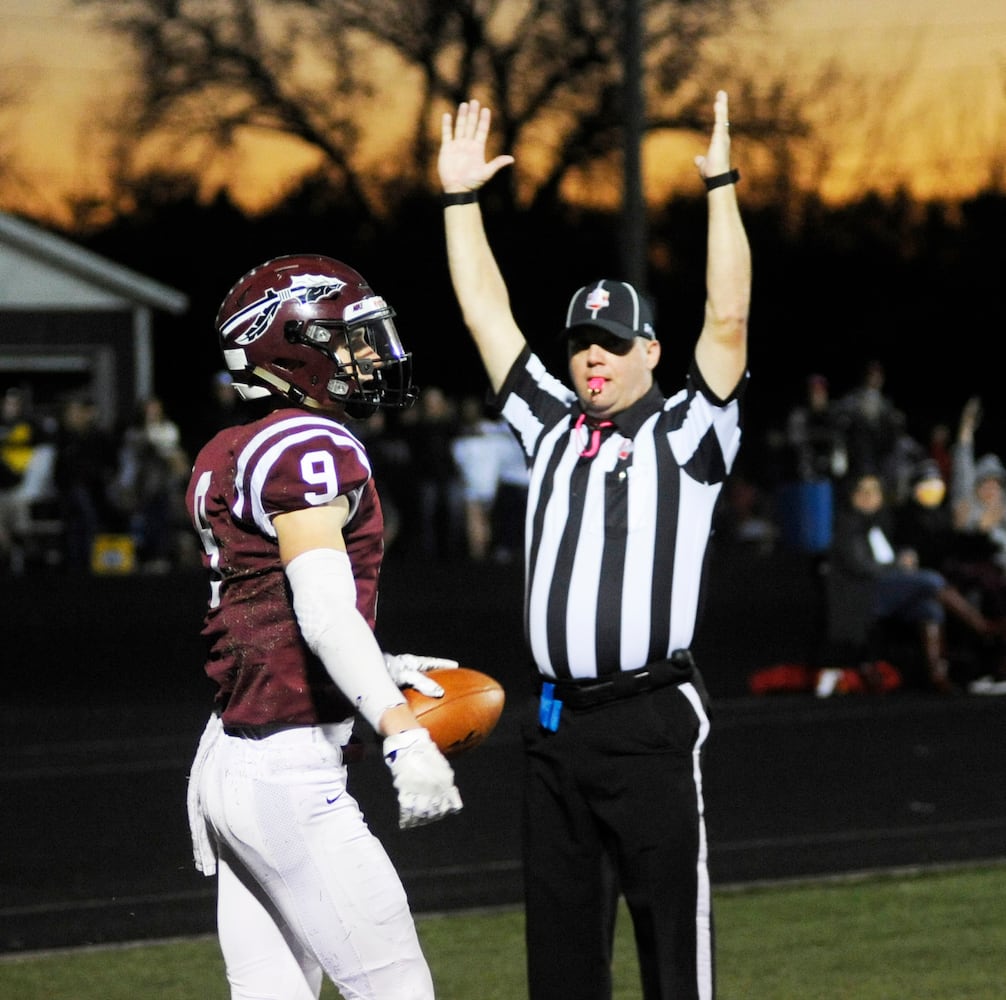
left=741, top=0, right=1006, bottom=202
left=2, top=0, right=1005, bottom=220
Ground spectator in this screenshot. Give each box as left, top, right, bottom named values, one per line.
left=950, top=397, right=1006, bottom=555
left=777, top=373, right=846, bottom=554
left=53, top=394, right=119, bottom=571
left=833, top=360, right=905, bottom=489
left=0, top=388, right=41, bottom=488
left=784, top=373, right=848, bottom=482
left=894, top=458, right=1005, bottom=682
left=716, top=470, right=778, bottom=553
left=892, top=459, right=957, bottom=571
left=187, top=370, right=245, bottom=456
left=490, top=410, right=530, bottom=564
left=353, top=407, right=414, bottom=553
left=825, top=471, right=994, bottom=694
left=927, top=421, right=953, bottom=484
left=399, top=385, right=464, bottom=560
left=0, top=387, right=57, bottom=569
left=450, top=395, right=501, bottom=561
left=945, top=397, right=1006, bottom=689
left=112, top=396, right=191, bottom=572
left=450, top=395, right=528, bottom=562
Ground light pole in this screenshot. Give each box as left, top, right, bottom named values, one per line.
left=621, top=0, right=647, bottom=293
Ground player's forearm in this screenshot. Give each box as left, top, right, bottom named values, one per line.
left=378, top=703, right=424, bottom=737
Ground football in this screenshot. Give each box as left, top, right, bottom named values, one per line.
left=403, top=667, right=505, bottom=758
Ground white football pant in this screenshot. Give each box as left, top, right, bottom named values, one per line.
left=198, top=721, right=434, bottom=1000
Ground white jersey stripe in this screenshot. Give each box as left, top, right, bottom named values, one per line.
left=527, top=422, right=577, bottom=677
left=233, top=414, right=370, bottom=527
left=249, top=428, right=351, bottom=536
left=669, top=474, right=720, bottom=649
left=620, top=421, right=659, bottom=668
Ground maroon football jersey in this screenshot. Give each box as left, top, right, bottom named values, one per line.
left=186, top=407, right=385, bottom=727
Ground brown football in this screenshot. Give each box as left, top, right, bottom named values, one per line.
left=403, top=667, right=505, bottom=758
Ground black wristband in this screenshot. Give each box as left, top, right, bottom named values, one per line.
left=704, top=169, right=740, bottom=191
left=442, top=190, right=479, bottom=207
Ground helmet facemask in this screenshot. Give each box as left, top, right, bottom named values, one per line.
left=285, top=296, right=417, bottom=417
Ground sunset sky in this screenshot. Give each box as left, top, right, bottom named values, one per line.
left=2, top=0, right=1005, bottom=220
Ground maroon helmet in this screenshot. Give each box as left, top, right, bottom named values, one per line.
left=215, top=254, right=415, bottom=414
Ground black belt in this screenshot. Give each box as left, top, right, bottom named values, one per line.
left=541, top=650, right=697, bottom=710
left=222, top=720, right=353, bottom=740
left=223, top=722, right=303, bottom=740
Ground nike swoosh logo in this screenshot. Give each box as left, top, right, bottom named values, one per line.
left=326, top=794, right=342, bottom=804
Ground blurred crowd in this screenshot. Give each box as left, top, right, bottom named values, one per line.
left=4, top=361, right=1005, bottom=694
left=0, top=375, right=529, bottom=578
left=725, top=360, right=1006, bottom=695
left=0, top=385, right=196, bottom=576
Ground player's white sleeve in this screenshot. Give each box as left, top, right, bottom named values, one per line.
left=285, top=547, right=406, bottom=731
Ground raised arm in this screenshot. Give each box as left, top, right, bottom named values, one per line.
left=693, top=90, right=752, bottom=400
left=438, top=100, right=525, bottom=394
left=950, top=396, right=981, bottom=528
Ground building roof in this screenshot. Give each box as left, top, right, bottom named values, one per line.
left=0, top=211, right=188, bottom=314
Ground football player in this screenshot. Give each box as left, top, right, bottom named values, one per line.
left=185, top=254, right=462, bottom=1000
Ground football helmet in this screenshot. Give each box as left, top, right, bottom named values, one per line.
left=215, top=254, right=416, bottom=415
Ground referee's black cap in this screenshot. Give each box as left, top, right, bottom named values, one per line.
left=563, top=279, right=656, bottom=341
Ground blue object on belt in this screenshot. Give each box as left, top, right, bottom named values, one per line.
left=538, top=682, right=563, bottom=731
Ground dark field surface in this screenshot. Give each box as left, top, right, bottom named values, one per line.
left=2, top=546, right=1004, bottom=954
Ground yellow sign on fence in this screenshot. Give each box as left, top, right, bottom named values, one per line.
left=91, top=534, right=136, bottom=575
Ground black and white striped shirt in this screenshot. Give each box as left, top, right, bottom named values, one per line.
left=497, top=347, right=746, bottom=681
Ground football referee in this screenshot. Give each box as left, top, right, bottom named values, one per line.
left=438, top=90, right=751, bottom=1000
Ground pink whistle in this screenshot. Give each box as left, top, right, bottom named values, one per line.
left=588, top=377, right=604, bottom=395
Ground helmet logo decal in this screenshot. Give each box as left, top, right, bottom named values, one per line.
left=223, top=274, right=347, bottom=345
left=584, top=283, right=610, bottom=318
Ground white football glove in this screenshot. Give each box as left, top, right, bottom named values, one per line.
left=383, top=652, right=459, bottom=698
left=383, top=728, right=464, bottom=829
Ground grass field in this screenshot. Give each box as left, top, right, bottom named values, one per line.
left=1, top=863, right=1002, bottom=999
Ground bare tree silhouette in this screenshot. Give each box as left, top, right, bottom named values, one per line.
left=70, top=0, right=829, bottom=217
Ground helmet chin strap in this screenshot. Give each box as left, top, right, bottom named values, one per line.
left=251, top=365, right=368, bottom=412
left=249, top=360, right=407, bottom=416
left=250, top=366, right=327, bottom=409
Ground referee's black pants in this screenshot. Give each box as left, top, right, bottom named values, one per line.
left=521, top=679, right=713, bottom=1000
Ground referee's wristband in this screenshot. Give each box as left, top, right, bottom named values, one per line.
left=442, top=190, right=479, bottom=207
left=704, top=169, right=740, bottom=191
